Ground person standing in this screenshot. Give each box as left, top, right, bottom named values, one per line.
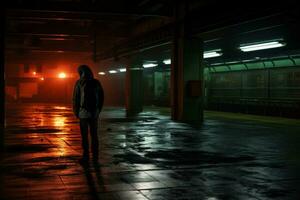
left=73, top=65, right=104, bottom=165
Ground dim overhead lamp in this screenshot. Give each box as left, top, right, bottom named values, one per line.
left=109, top=70, right=117, bottom=74
left=98, top=72, right=105, bottom=75
left=203, top=51, right=223, bottom=59
left=119, top=68, right=126, bottom=72
left=163, top=59, right=171, bottom=65
left=239, top=41, right=286, bottom=52
left=143, top=63, right=158, bottom=68
left=58, top=72, right=66, bottom=78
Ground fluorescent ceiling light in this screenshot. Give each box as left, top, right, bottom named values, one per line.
left=143, top=63, right=158, bottom=68
left=204, top=51, right=223, bottom=58
left=239, top=41, right=285, bottom=52
left=109, top=70, right=117, bottom=74
left=163, top=59, right=171, bottom=65
left=98, top=72, right=105, bottom=75
left=119, top=68, right=126, bottom=72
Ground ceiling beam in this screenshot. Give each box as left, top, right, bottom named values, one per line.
left=96, top=24, right=173, bottom=60
left=96, top=10, right=297, bottom=60
left=6, top=3, right=172, bottom=18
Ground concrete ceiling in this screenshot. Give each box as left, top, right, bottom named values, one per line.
left=3, top=0, right=300, bottom=63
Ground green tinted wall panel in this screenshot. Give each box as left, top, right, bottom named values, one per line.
left=263, top=61, right=274, bottom=68
left=205, top=58, right=300, bottom=73
left=204, top=68, right=209, bottom=81
left=228, top=64, right=247, bottom=71
left=273, top=59, right=294, bottom=67
left=245, top=62, right=265, bottom=70
left=293, top=58, right=300, bottom=66
left=214, top=66, right=229, bottom=72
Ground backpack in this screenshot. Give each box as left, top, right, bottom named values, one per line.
left=80, top=79, right=98, bottom=111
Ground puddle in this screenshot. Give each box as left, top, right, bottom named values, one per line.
left=115, top=149, right=255, bottom=166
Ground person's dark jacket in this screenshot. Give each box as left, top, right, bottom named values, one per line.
left=73, top=66, right=104, bottom=118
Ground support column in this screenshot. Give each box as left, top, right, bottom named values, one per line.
left=171, top=37, right=204, bottom=122
left=125, top=57, right=143, bottom=117
left=0, top=9, right=6, bottom=151
left=171, top=2, right=204, bottom=122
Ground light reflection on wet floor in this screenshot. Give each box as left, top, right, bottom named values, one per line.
left=1, top=103, right=300, bottom=200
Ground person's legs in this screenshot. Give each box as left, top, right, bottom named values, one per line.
left=80, top=118, right=89, bottom=161
left=89, top=118, right=99, bottom=161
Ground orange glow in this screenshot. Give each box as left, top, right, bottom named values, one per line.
left=53, top=115, right=66, bottom=128
left=52, top=115, right=68, bottom=156
left=58, top=72, right=66, bottom=78
left=40, top=77, right=44, bottom=81
left=54, top=106, right=67, bottom=110
left=32, top=71, right=37, bottom=75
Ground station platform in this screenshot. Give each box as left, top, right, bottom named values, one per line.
left=1, top=103, right=300, bottom=200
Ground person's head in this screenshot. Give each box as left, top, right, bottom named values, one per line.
left=77, top=65, right=94, bottom=79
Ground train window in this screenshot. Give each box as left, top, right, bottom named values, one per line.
left=270, top=69, right=288, bottom=87
left=293, top=71, right=300, bottom=86
left=294, top=72, right=300, bottom=80
left=244, top=71, right=266, bottom=88
left=211, top=72, right=241, bottom=89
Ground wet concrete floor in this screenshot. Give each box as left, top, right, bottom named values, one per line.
left=1, top=103, right=300, bottom=200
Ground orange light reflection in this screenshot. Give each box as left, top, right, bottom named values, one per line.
left=52, top=115, right=69, bottom=156
left=53, top=115, right=66, bottom=128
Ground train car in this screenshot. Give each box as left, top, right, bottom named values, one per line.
left=205, top=56, right=300, bottom=118
left=143, top=56, right=300, bottom=118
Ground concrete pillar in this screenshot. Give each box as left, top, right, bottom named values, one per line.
left=171, top=37, right=204, bottom=122
left=125, top=58, right=143, bottom=117
left=0, top=9, right=5, bottom=151
left=171, top=2, right=204, bottom=122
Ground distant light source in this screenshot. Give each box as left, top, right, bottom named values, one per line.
left=143, top=63, right=158, bottom=68
left=204, top=51, right=223, bottom=58
left=109, top=70, right=117, bottom=74
left=40, top=37, right=69, bottom=41
left=239, top=41, right=286, bottom=52
left=119, top=68, right=126, bottom=72
left=58, top=72, right=66, bottom=78
left=98, top=72, right=105, bottom=75
left=40, top=77, right=44, bottom=81
left=163, top=59, right=171, bottom=65
left=32, top=71, right=37, bottom=75
left=206, top=197, right=218, bottom=200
